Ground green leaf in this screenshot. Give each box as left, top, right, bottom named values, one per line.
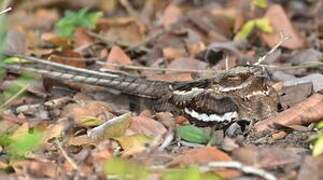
left=313, top=134, right=323, bottom=156
left=315, top=121, right=323, bottom=129
left=3, top=57, right=28, bottom=64
left=255, top=18, right=273, bottom=33
left=176, top=125, right=211, bottom=144
left=162, top=166, right=222, bottom=180
left=104, top=157, right=149, bottom=180
left=8, top=131, right=42, bottom=157
left=55, top=8, right=103, bottom=37
left=234, top=20, right=256, bottom=40
left=252, top=0, right=268, bottom=8
left=234, top=18, right=273, bottom=41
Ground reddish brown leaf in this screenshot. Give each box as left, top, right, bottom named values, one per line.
left=49, top=50, right=86, bottom=68
left=255, top=93, right=323, bottom=132
left=74, top=28, right=94, bottom=48
left=261, top=4, right=306, bottom=49
left=168, top=146, right=231, bottom=166
left=129, top=115, right=167, bottom=137
left=168, top=146, right=240, bottom=178
left=162, top=4, right=182, bottom=28
left=105, top=46, right=132, bottom=70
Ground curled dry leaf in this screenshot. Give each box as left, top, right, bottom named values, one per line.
left=87, top=113, right=132, bottom=140
left=261, top=4, right=306, bottom=49
left=255, top=93, right=323, bottom=132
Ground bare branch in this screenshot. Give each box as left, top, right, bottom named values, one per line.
left=0, top=7, right=11, bottom=15
left=255, top=32, right=290, bottom=65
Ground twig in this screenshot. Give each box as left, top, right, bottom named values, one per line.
left=254, top=32, right=290, bottom=65
left=55, top=139, right=79, bottom=170
left=204, top=161, right=277, bottom=180
left=0, top=84, right=30, bottom=111
left=0, top=7, right=11, bottom=15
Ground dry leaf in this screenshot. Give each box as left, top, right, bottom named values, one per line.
left=88, top=113, right=132, bottom=140
left=49, top=50, right=86, bottom=68
left=105, top=46, right=132, bottom=70
left=114, top=135, right=153, bottom=156
left=163, top=47, right=187, bottom=60
left=255, top=93, right=323, bottom=132
left=129, top=115, right=167, bottom=137
left=62, top=100, right=112, bottom=126
left=261, top=4, right=306, bottom=49
left=168, top=146, right=231, bottom=166
left=74, top=27, right=94, bottom=48
left=162, top=4, right=182, bottom=28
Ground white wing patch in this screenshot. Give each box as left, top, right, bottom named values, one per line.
left=184, top=108, right=238, bottom=122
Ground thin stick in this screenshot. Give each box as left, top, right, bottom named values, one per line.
left=0, top=84, right=29, bottom=111
left=0, top=7, right=11, bottom=15
left=55, top=139, right=79, bottom=170
left=205, top=161, right=277, bottom=180
left=255, top=32, right=290, bottom=65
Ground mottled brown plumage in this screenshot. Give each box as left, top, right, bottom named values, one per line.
left=4, top=54, right=279, bottom=127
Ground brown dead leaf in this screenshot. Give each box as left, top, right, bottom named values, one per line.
left=74, top=28, right=94, bottom=48
left=49, top=50, right=86, bottom=68
left=232, top=146, right=303, bottom=169
left=255, top=93, right=323, bottom=132
left=168, top=146, right=231, bottom=166
left=168, top=146, right=240, bottom=178
left=68, top=135, right=97, bottom=147
left=261, top=4, right=306, bottom=49
left=279, top=82, right=313, bottom=109
left=62, top=100, right=112, bottom=127
left=105, top=46, right=132, bottom=70
left=12, top=159, right=58, bottom=178
left=162, top=4, right=182, bottom=28
left=4, top=31, right=27, bottom=55
left=168, top=58, right=208, bottom=71
left=297, top=155, right=323, bottom=180
left=41, top=33, right=73, bottom=48
left=163, top=47, right=187, bottom=60
left=43, top=118, right=70, bottom=142
left=99, top=19, right=144, bottom=44
left=129, top=115, right=167, bottom=137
